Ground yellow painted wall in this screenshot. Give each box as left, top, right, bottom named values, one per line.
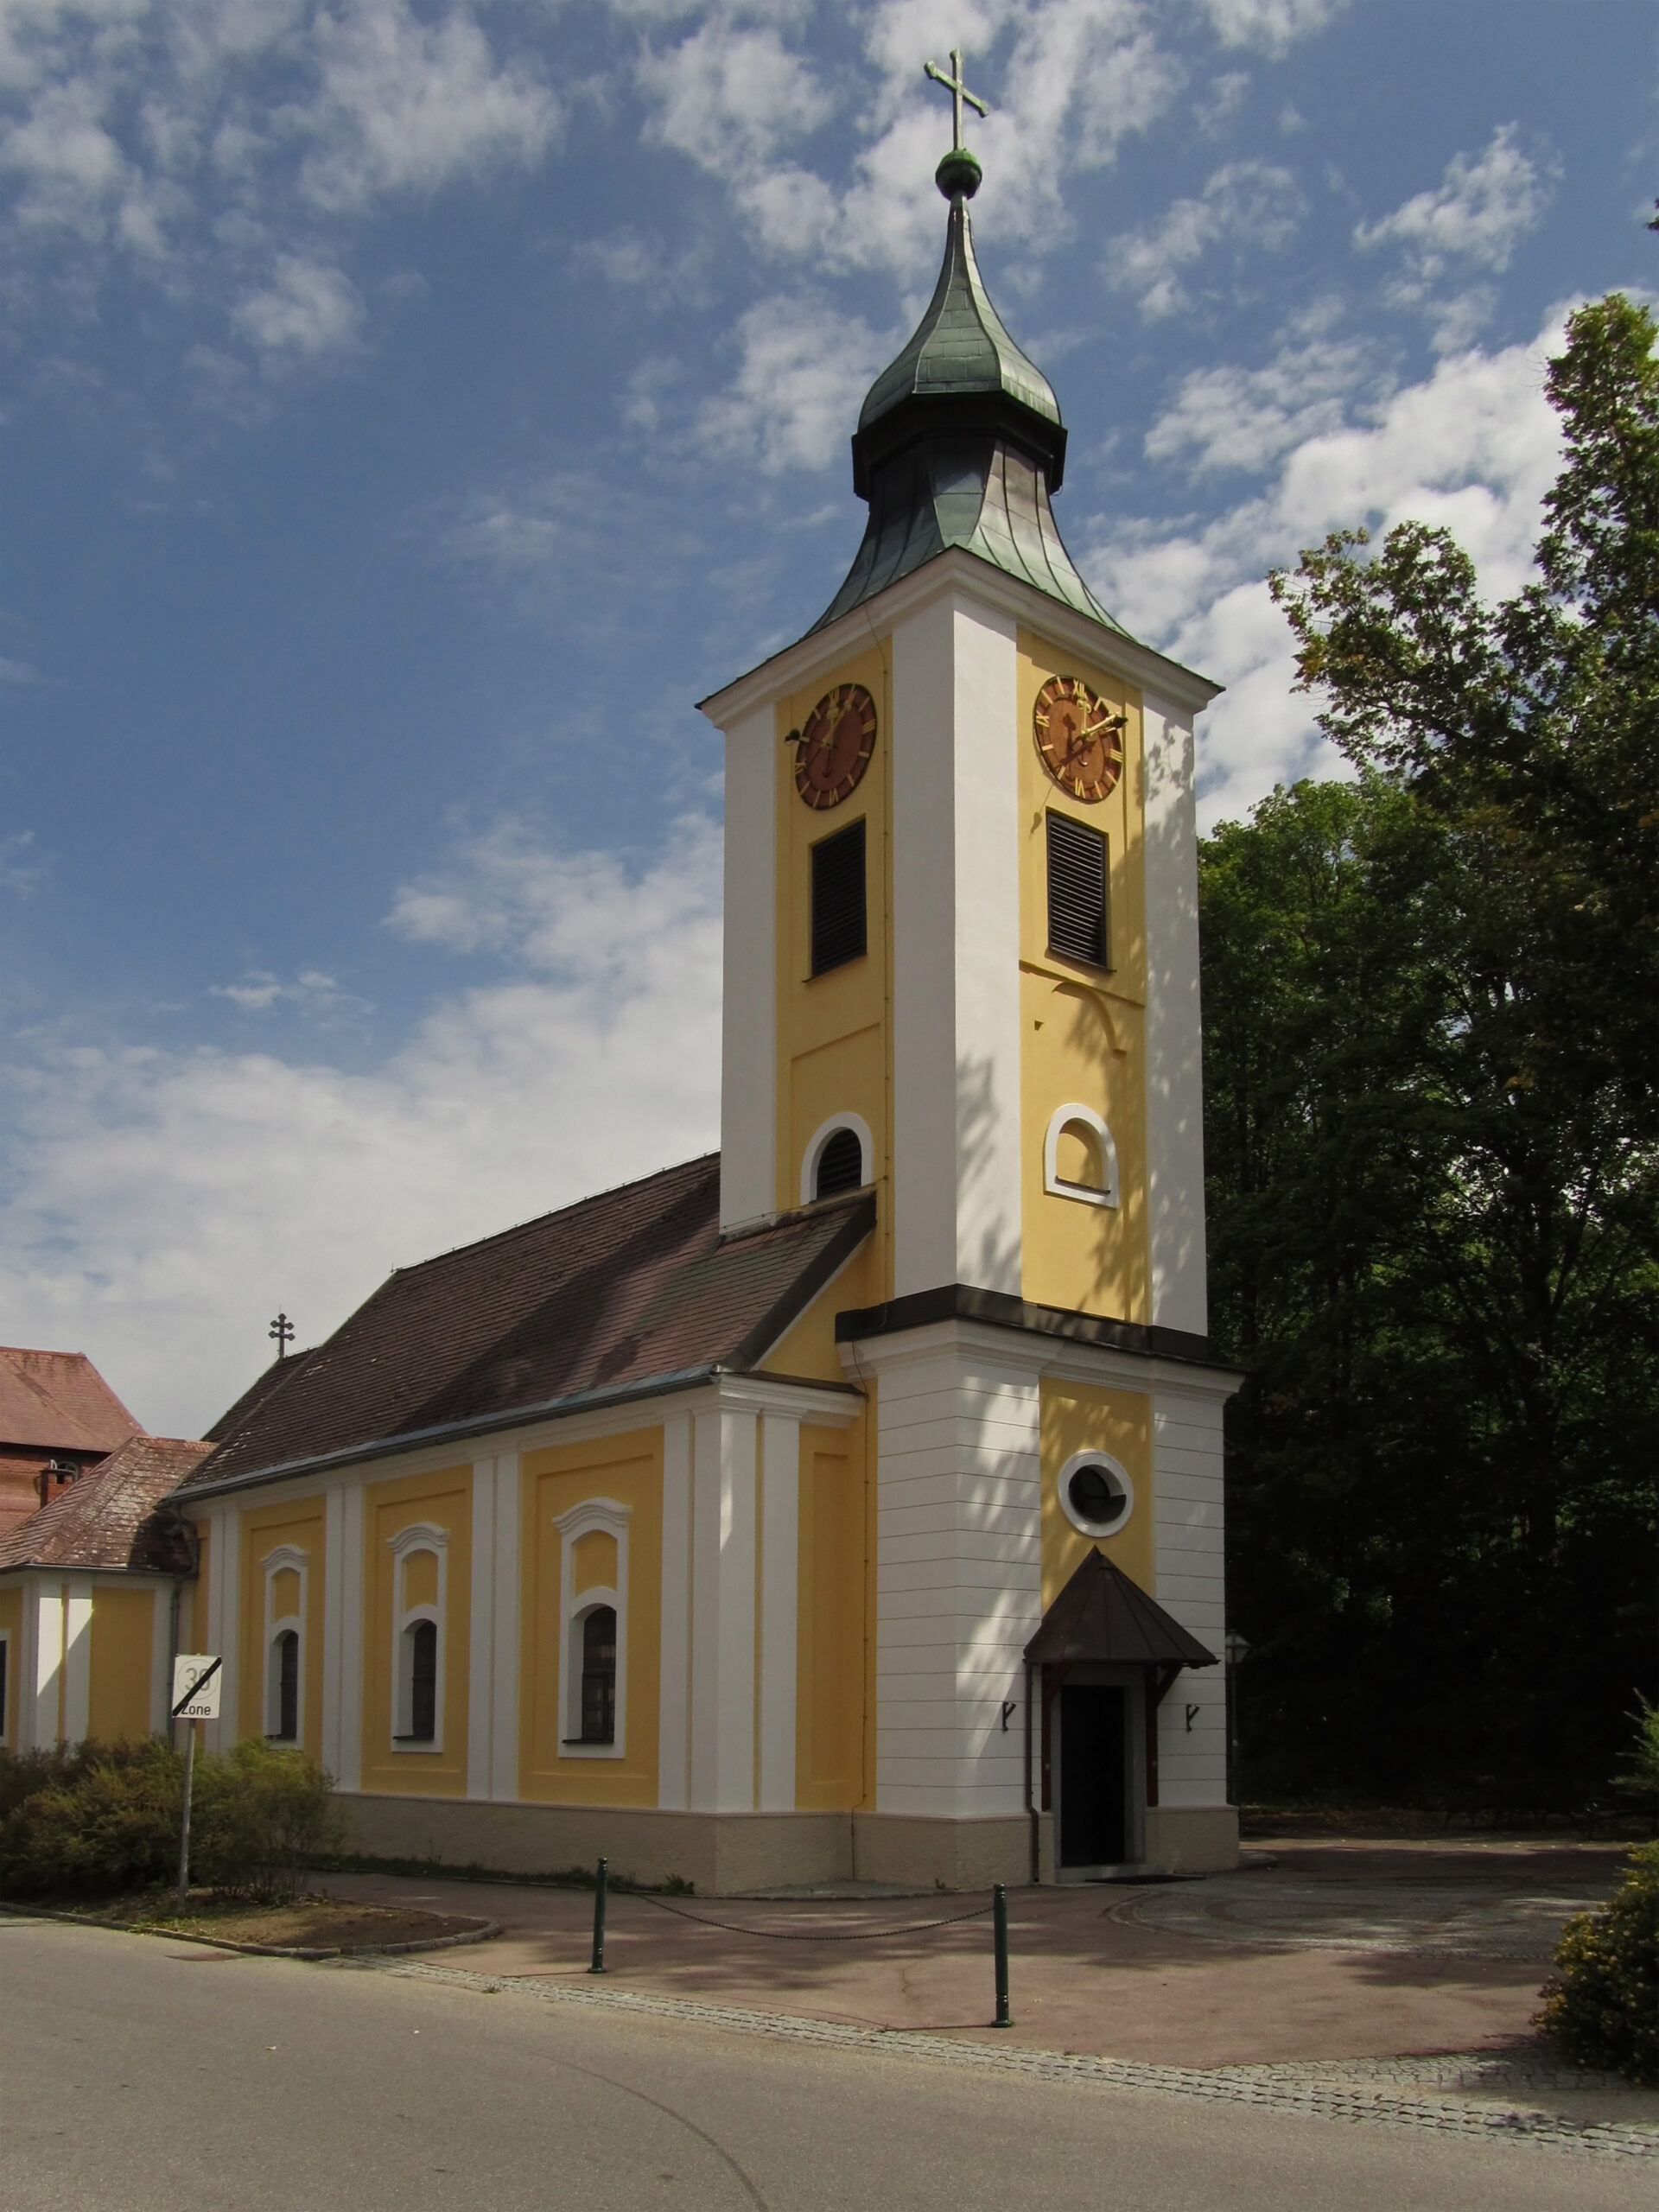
left=794, top=1417, right=868, bottom=1809
left=238, top=1497, right=327, bottom=1751
left=0, top=1582, right=22, bottom=1743
left=520, top=1428, right=661, bottom=1807
left=762, top=1227, right=881, bottom=1383
left=1017, top=626, right=1150, bottom=1320
left=1039, top=1379, right=1154, bottom=1606
left=87, top=1585, right=155, bottom=1743
left=362, top=1466, right=471, bottom=1796
left=774, top=641, right=894, bottom=1299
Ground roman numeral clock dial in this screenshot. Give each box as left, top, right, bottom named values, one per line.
left=1033, top=675, right=1125, bottom=802
left=792, top=683, right=877, bottom=809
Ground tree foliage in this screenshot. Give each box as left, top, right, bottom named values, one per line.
left=1203, top=296, right=1659, bottom=1807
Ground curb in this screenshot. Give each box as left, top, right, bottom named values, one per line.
left=378, top=1959, right=1659, bottom=2165
left=0, top=1898, right=501, bottom=1961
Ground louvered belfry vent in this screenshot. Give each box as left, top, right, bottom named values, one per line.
left=1047, top=810, right=1109, bottom=968
left=811, top=818, right=868, bottom=976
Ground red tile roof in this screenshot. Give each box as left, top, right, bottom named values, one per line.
left=0, top=1346, right=142, bottom=1453
left=0, top=1434, right=208, bottom=1574
left=181, top=1154, right=873, bottom=1496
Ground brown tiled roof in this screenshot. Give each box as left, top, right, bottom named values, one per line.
left=0, top=1345, right=142, bottom=1453
left=203, top=1347, right=321, bottom=1445
left=1024, top=1548, right=1217, bottom=1670
left=182, top=1154, right=873, bottom=1496
left=0, top=1434, right=208, bottom=1574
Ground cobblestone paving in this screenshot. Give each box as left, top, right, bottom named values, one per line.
left=378, top=1960, right=1659, bottom=2164
left=1107, top=1873, right=1609, bottom=1961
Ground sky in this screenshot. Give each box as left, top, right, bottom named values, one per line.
left=3, top=0, right=1654, bottom=1436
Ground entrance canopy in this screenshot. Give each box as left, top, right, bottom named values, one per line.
left=1024, top=1548, right=1216, bottom=1671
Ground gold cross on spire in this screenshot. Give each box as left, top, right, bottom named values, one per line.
left=924, top=46, right=989, bottom=155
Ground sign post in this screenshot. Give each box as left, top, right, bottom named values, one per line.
left=170, top=1655, right=222, bottom=1908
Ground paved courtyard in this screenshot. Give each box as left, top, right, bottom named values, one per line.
left=309, top=1832, right=1656, bottom=2134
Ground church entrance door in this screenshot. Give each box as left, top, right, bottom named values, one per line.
left=1058, top=1682, right=1128, bottom=1868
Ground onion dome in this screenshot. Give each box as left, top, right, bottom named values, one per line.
left=815, top=150, right=1126, bottom=637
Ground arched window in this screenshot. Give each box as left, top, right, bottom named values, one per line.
left=800, top=1113, right=874, bottom=1206
left=272, top=1630, right=299, bottom=1743
left=579, top=1606, right=617, bottom=1744
left=1043, top=1102, right=1119, bottom=1209
left=404, top=1619, right=438, bottom=1744
left=389, top=1522, right=448, bottom=1752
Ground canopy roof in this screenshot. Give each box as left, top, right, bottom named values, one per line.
left=1024, top=1548, right=1217, bottom=1670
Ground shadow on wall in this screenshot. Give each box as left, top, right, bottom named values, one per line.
left=957, top=1048, right=1021, bottom=1294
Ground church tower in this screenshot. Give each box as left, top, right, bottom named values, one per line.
left=702, top=72, right=1239, bottom=1882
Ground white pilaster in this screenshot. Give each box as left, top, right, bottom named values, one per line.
left=657, top=1414, right=692, bottom=1810
left=891, top=590, right=1023, bottom=1298
left=1151, top=1386, right=1228, bottom=1807
left=467, top=1457, right=496, bottom=1800
left=490, top=1452, right=521, bottom=1801
left=857, top=1322, right=1042, bottom=1818
left=689, top=1407, right=758, bottom=1813
left=62, top=1578, right=92, bottom=1745
left=30, top=1581, right=62, bottom=1748
left=334, top=1485, right=364, bottom=1791
left=719, top=702, right=778, bottom=1230
left=1142, top=690, right=1209, bottom=1337
left=757, top=1414, right=800, bottom=1812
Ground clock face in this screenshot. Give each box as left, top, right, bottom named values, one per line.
left=1033, top=675, right=1125, bottom=803
left=794, top=683, right=877, bottom=810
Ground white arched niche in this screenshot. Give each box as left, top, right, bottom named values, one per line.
left=799, top=1111, right=874, bottom=1206
left=1043, top=1103, right=1119, bottom=1209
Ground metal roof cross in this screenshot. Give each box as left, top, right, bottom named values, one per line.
left=924, top=46, right=989, bottom=156
left=269, top=1311, right=296, bottom=1359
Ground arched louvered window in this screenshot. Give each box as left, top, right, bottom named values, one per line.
left=814, top=1125, right=865, bottom=1198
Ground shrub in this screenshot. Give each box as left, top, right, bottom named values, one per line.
left=0, top=1736, right=346, bottom=1899
left=1536, top=1842, right=1659, bottom=2085
left=191, top=1738, right=345, bottom=1891
left=1612, top=1696, right=1659, bottom=1803
left=0, top=1738, right=183, bottom=1895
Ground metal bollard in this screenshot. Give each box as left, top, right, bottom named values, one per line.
left=992, top=1882, right=1011, bottom=2028
left=589, top=1856, right=608, bottom=1974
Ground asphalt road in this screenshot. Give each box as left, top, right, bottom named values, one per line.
left=2, top=1916, right=1648, bottom=2212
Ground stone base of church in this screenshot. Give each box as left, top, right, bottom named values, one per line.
left=334, top=1794, right=1237, bottom=1892
left=336, top=1793, right=858, bottom=1895
left=850, top=1811, right=1032, bottom=1891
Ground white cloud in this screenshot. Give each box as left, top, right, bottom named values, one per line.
left=232, top=252, right=365, bottom=358
left=0, top=818, right=723, bottom=1434
left=696, top=293, right=887, bottom=474
left=209, top=968, right=362, bottom=1014
left=1087, top=310, right=1567, bottom=829
left=1201, top=0, right=1344, bottom=54
left=1145, top=309, right=1376, bottom=473
left=296, top=0, right=559, bottom=213
left=1354, top=124, right=1554, bottom=348
left=1105, top=158, right=1304, bottom=319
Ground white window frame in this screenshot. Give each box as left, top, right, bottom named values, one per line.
left=1057, top=1447, right=1136, bottom=1539
left=1043, top=1101, right=1119, bottom=1209
left=800, top=1111, right=874, bottom=1206
left=389, top=1522, right=448, bottom=1754
left=261, top=1543, right=308, bottom=1746
left=554, top=1497, right=630, bottom=1760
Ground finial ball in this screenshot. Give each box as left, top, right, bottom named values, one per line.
left=936, top=148, right=982, bottom=201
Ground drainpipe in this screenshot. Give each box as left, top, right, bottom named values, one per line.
left=1024, top=1660, right=1039, bottom=1884
left=164, top=1511, right=201, bottom=1748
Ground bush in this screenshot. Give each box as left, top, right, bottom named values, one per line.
left=0, top=1737, right=345, bottom=1899
left=1613, top=1696, right=1659, bottom=1803
left=1536, top=1842, right=1659, bottom=2085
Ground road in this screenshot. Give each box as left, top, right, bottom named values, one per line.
left=2, top=1916, right=1649, bottom=2211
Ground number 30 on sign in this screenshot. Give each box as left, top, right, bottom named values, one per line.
left=171, top=1654, right=223, bottom=1721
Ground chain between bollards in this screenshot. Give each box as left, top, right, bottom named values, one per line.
left=992, top=1881, right=1011, bottom=2028
left=588, top=1856, right=608, bottom=1974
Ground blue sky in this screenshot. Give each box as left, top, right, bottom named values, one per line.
left=3, top=0, right=1654, bottom=1433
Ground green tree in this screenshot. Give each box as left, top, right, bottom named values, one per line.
left=1205, top=297, right=1659, bottom=1806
